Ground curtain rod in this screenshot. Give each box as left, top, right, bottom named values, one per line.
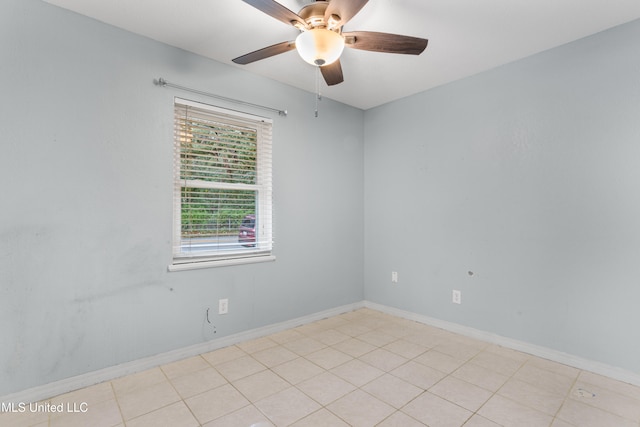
left=154, top=77, right=287, bottom=117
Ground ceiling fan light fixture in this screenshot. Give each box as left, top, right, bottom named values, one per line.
left=295, top=29, right=345, bottom=66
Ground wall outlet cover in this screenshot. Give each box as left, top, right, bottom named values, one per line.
left=218, top=299, right=229, bottom=314
left=452, top=290, right=461, bottom=304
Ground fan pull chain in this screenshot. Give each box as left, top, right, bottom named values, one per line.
left=315, top=66, right=322, bottom=118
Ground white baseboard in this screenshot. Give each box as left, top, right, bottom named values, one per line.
left=0, top=301, right=365, bottom=404
left=363, top=300, right=640, bottom=387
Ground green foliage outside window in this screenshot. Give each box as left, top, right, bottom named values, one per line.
left=179, top=117, right=258, bottom=237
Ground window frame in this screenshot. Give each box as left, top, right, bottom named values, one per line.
left=169, top=97, right=274, bottom=271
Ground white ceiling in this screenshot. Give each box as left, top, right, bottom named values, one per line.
left=44, top=0, right=640, bottom=110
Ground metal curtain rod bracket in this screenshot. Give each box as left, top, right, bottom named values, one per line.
left=154, top=77, right=287, bottom=117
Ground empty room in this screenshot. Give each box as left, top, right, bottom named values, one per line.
left=2, top=0, right=640, bottom=426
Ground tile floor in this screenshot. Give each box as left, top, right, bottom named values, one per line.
left=3, top=308, right=640, bottom=427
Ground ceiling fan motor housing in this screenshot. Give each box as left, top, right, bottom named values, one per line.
left=297, top=1, right=332, bottom=29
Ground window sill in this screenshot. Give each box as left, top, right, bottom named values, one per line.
left=168, top=255, right=276, bottom=272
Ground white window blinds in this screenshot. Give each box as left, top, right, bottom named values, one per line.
left=171, top=98, right=273, bottom=269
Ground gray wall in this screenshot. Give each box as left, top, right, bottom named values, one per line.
left=364, top=19, right=640, bottom=373
left=0, top=0, right=364, bottom=395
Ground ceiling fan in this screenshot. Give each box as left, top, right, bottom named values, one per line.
left=232, top=0, right=428, bottom=86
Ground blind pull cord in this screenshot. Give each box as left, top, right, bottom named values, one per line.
left=314, top=66, right=322, bottom=118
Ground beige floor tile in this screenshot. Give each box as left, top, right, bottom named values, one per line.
left=356, top=330, right=397, bottom=347
left=396, top=317, right=439, bottom=331
left=339, top=308, right=373, bottom=319
left=463, top=414, right=502, bottom=427
left=353, top=313, right=393, bottom=330
left=433, top=340, right=484, bottom=361
left=435, top=329, right=467, bottom=341
left=296, top=372, right=356, bottom=405
left=304, top=347, right=353, bottom=370
left=251, top=345, right=299, bottom=368
left=201, top=345, right=246, bottom=366
left=307, top=328, right=351, bottom=346
left=556, top=398, right=637, bottom=427
left=236, top=336, right=278, bottom=354
left=359, top=348, right=408, bottom=372
left=49, top=398, right=122, bottom=427
left=402, top=330, right=449, bottom=349
left=334, top=322, right=373, bottom=337
left=168, top=366, right=227, bottom=399
left=356, top=308, right=388, bottom=318
left=382, top=338, right=428, bottom=359
left=429, top=375, right=493, bottom=412
left=202, top=404, right=274, bottom=427
left=497, top=378, right=566, bottom=416
left=284, top=337, right=327, bottom=356
left=330, top=359, right=384, bottom=387
left=332, top=337, right=377, bottom=358
left=483, top=344, right=531, bottom=364
left=391, top=360, right=447, bottom=390
left=111, top=368, right=166, bottom=396
left=374, top=322, right=419, bottom=339
left=231, top=369, right=290, bottom=402
left=452, top=362, right=509, bottom=392
left=414, top=349, right=466, bottom=374
left=376, top=410, right=427, bottom=427
left=125, top=401, right=198, bottom=427
left=294, top=322, right=330, bottom=336
left=291, top=408, right=350, bottom=426
left=525, top=357, right=580, bottom=380
left=268, top=328, right=306, bottom=344
left=254, top=387, right=321, bottom=426
left=478, top=394, right=553, bottom=427
left=550, top=418, right=575, bottom=427
left=0, top=407, right=50, bottom=427
left=470, top=351, right=525, bottom=377
left=326, top=389, right=395, bottom=427
left=214, top=355, right=266, bottom=381
left=577, top=370, right=640, bottom=401
left=50, top=381, right=114, bottom=406
left=513, top=364, right=575, bottom=396
left=160, top=356, right=209, bottom=379
left=569, top=380, right=640, bottom=422
left=271, top=356, right=325, bottom=384
left=449, top=334, right=489, bottom=349
left=185, top=383, right=250, bottom=424
left=116, top=380, right=181, bottom=421
left=402, top=391, right=473, bottom=427
left=361, top=373, right=423, bottom=409
left=314, top=315, right=350, bottom=329
left=390, top=317, right=425, bottom=330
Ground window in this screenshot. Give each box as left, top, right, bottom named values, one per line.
left=170, top=98, right=273, bottom=271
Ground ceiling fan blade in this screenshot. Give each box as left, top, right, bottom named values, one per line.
left=343, top=31, right=428, bottom=55
left=232, top=41, right=296, bottom=65
left=242, top=0, right=307, bottom=28
left=324, top=0, right=369, bottom=27
left=320, top=59, right=344, bottom=86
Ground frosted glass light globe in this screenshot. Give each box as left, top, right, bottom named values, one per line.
left=295, top=29, right=345, bottom=66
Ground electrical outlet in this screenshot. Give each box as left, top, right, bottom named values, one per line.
left=452, top=290, right=461, bottom=304
left=218, top=298, right=229, bottom=314
left=391, top=271, right=398, bottom=283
